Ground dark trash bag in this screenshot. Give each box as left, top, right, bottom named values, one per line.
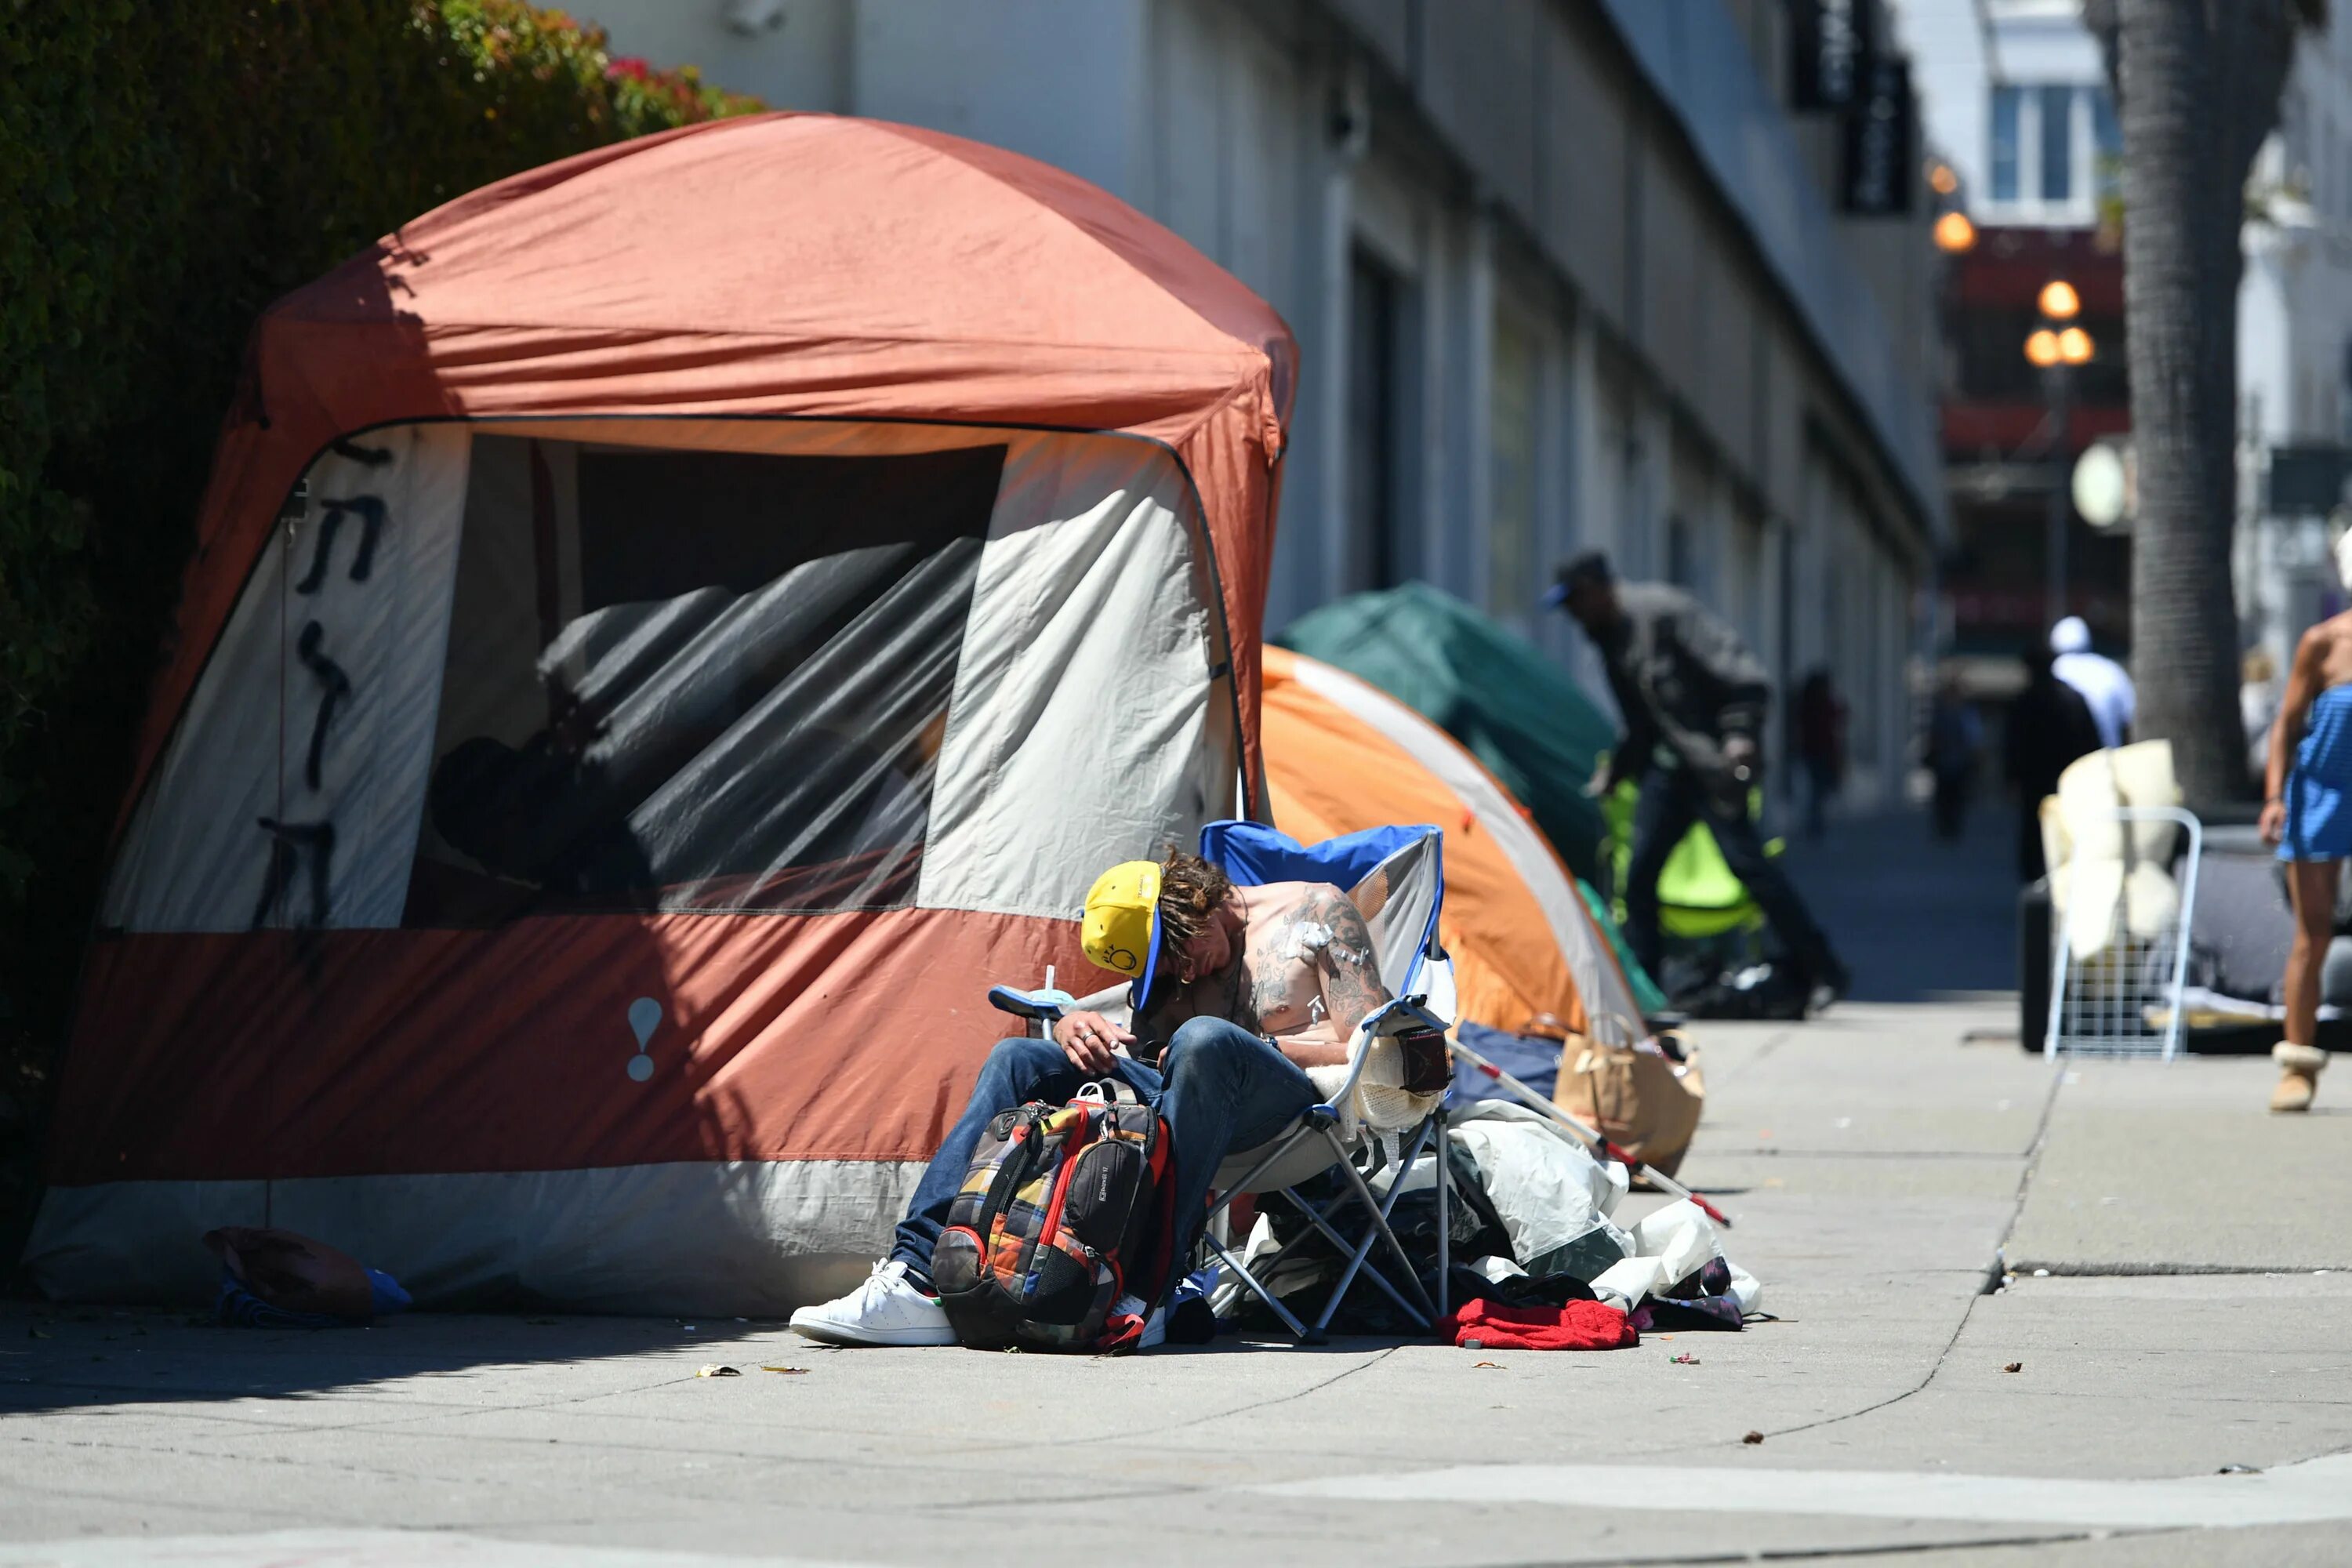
left=203, top=1227, right=411, bottom=1328
left=1629, top=1255, right=1748, bottom=1333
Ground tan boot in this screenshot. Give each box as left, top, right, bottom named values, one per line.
left=2271, top=1042, right=2327, bottom=1113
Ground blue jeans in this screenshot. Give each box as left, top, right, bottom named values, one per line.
left=889, top=1017, right=1319, bottom=1294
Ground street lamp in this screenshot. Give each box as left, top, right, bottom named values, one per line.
left=2025, top=279, right=2093, bottom=629
left=1935, top=210, right=1978, bottom=253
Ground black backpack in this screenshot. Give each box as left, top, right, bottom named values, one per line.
left=929, top=1085, right=1174, bottom=1352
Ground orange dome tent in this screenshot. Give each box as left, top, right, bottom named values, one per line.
left=1261, top=648, right=1647, bottom=1041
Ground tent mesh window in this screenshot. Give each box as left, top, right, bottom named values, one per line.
left=404, top=437, right=1004, bottom=924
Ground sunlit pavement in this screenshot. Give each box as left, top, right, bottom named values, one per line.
left=5, top=808, right=2350, bottom=1566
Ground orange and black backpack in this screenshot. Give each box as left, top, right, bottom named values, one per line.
left=930, top=1084, right=1175, bottom=1352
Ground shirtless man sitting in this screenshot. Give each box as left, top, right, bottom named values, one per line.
left=789, top=846, right=1392, bottom=1346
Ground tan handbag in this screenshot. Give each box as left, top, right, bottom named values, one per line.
left=1552, top=1024, right=1704, bottom=1178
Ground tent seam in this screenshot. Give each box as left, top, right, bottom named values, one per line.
left=266, top=314, right=1271, bottom=369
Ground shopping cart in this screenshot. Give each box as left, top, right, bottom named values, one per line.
left=2044, top=806, right=2203, bottom=1060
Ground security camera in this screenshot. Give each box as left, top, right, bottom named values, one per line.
left=722, top=0, right=787, bottom=34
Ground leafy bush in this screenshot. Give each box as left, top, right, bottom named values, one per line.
left=0, top=1, right=758, bottom=1261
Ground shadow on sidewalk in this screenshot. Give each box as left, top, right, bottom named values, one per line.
left=0, top=1299, right=748, bottom=1418
left=0, top=1301, right=1419, bottom=1418
left=1775, top=803, right=2020, bottom=1005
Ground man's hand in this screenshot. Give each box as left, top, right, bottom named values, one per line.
left=1722, top=734, right=1759, bottom=777
left=2261, top=797, right=2288, bottom=848
left=1051, top=1011, right=1132, bottom=1075
left=1584, top=760, right=1617, bottom=800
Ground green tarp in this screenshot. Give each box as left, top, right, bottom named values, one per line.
left=1280, top=583, right=1615, bottom=880
left=1279, top=583, right=1668, bottom=1015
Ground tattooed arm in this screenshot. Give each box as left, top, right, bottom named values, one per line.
left=1263, top=890, right=1391, bottom=1069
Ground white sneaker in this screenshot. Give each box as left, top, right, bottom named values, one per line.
left=788, top=1260, right=956, bottom=1347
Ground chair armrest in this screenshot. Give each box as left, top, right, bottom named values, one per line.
left=1316, top=993, right=1450, bottom=1112
left=985, top=979, right=1132, bottom=1038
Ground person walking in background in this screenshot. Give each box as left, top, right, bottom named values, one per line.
left=1925, top=678, right=1984, bottom=843
left=2258, top=593, right=2352, bottom=1113
left=2005, top=648, right=2102, bottom=882
left=1548, top=552, right=1849, bottom=1012
left=1795, top=669, right=1846, bottom=840
left=2049, top=615, right=2134, bottom=750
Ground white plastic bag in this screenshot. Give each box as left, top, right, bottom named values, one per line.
left=1586, top=1198, right=1764, bottom=1316
left=1449, top=1102, right=1632, bottom=1275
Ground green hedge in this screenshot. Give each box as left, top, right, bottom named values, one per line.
left=0, top=2, right=759, bottom=1258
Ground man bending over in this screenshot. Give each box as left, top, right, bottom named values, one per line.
left=789, top=847, right=1392, bottom=1346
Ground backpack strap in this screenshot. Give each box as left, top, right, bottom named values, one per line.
left=1074, top=1076, right=1142, bottom=1107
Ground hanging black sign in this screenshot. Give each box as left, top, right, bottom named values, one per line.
left=1791, top=0, right=1870, bottom=110
left=1842, top=54, right=1916, bottom=215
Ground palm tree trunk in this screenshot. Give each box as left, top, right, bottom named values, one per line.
left=2117, top=0, right=2248, bottom=804
left=2106, top=0, right=2309, bottom=807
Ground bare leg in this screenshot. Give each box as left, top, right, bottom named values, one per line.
left=2283, top=860, right=2339, bottom=1050
left=2278, top=860, right=2338, bottom=1112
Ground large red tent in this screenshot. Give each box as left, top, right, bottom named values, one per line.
left=30, top=113, right=1294, bottom=1313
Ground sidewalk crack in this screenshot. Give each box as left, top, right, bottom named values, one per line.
left=1094, top=1346, right=1400, bottom=1441
left=1643, top=1064, right=2071, bottom=1457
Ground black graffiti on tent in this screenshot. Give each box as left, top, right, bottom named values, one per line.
left=295, top=495, right=386, bottom=593
left=331, top=438, right=394, bottom=468
left=250, top=817, right=336, bottom=931
left=296, top=621, right=351, bottom=793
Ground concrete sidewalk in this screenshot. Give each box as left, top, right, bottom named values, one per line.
left=5, top=810, right=2349, bottom=1566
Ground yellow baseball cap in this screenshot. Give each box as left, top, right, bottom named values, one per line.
left=1082, top=859, right=1166, bottom=1012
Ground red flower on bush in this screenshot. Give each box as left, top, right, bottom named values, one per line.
left=604, top=55, right=650, bottom=82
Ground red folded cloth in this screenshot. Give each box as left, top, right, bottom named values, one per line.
left=1443, top=1296, right=1638, bottom=1351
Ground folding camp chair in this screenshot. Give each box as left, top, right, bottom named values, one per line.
left=1193, top=821, right=1457, bottom=1342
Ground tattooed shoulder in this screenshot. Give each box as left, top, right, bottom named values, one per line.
left=1304, top=890, right=1388, bottom=1032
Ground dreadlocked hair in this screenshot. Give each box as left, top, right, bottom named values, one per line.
left=1156, top=847, right=1233, bottom=956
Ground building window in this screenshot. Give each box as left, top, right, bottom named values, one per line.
left=1990, top=85, right=2022, bottom=202
left=1987, top=82, right=2107, bottom=218
left=2038, top=85, right=2074, bottom=204
left=1347, top=247, right=1408, bottom=591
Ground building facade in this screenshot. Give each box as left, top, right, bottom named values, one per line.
left=1902, top=0, right=2129, bottom=673
left=2239, top=8, right=2352, bottom=688
left=1910, top=0, right=2352, bottom=732
left=577, top=0, right=1946, bottom=811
